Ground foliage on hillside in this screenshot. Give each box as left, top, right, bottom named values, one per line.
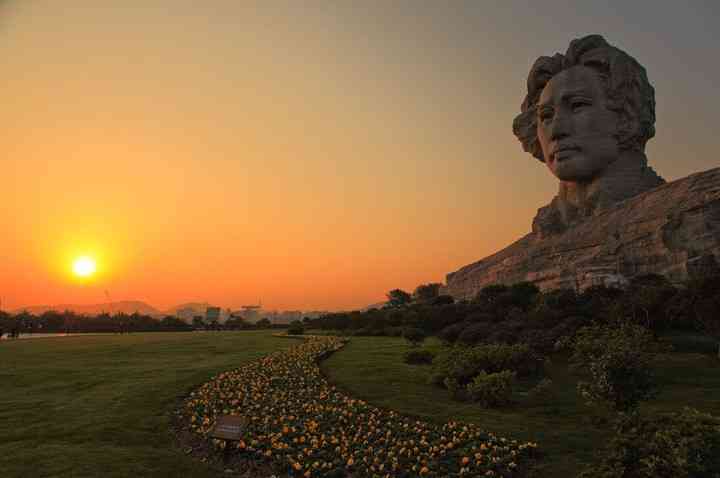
left=579, top=408, right=720, bottom=478
left=306, top=275, right=720, bottom=357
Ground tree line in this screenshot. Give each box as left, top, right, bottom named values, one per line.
left=305, top=275, right=720, bottom=356
left=0, top=310, right=286, bottom=337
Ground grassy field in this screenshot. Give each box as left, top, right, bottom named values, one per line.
left=2, top=331, right=717, bottom=477
left=0, top=331, right=290, bottom=478
left=321, top=335, right=720, bottom=477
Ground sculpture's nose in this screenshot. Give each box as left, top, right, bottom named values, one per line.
left=549, top=113, right=570, bottom=141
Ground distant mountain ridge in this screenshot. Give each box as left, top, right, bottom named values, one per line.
left=14, top=301, right=162, bottom=316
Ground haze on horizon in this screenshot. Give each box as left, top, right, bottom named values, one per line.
left=2, top=1, right=718, bottom=312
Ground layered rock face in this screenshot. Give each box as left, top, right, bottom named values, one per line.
left=445, top=168, right=720, bottom=300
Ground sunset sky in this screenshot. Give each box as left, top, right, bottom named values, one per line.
left=2, top=1, right=718, bottom=312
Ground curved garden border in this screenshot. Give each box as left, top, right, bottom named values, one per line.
left=177, top=335, right=538, bottom=477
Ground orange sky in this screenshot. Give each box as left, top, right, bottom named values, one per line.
left=2, top=2, right=718, bottom=311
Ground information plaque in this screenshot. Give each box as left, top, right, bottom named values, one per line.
left=209, top=415, right=249, bottom=441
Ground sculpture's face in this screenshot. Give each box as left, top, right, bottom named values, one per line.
left=537, top=65, right=619, bottom=182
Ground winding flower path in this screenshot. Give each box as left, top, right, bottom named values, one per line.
left=182, top=335, right=537, bottom=477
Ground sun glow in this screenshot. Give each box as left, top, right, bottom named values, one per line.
left=72, top=256, right=97, bottom=278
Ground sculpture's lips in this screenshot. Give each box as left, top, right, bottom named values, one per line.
left=552, top=145, right=580, bottom=161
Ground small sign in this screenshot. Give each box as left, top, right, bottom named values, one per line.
left=210, top=415, right=249, bottom=441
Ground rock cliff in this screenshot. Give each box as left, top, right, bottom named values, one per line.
left=445, top=167, right=720, bottom=300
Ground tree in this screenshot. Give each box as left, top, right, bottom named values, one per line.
left=225, top=317, right=247, bottom=330
left=256, top=318, right=272, bottom=328
left=287, top=320, right=304, bottom=335
left=475, top=284, right=509, bottom=305
left=402, top=327, right=426, bottom=347
left=508, top=281, right=541, bottom=310
left=413, top=283, right=441, bottom=303
left=386, top=289, right=412, bottom=308
left=192, top=316, right=205, bottom=329
left=160, top=316, right=190, bottom=330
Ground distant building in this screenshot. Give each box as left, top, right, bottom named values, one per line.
left=240, top=305, right=262, bottom=322
left=176, top=307, right=196, bottom=323
left=206, top=307, right=221, bottom=323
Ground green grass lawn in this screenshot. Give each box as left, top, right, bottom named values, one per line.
left=321, top=336, right=720, bottom=477
left=0, top=331, right=289, bottom=478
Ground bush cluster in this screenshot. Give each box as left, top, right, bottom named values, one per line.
left=287, top=321, right=305, bottom=335
left=429, top=343, right=543, bottom=406
left=402, top=349, right=435, bottom=365
left=429, top=343, right=542, bottom=388
left=306, top=274, right=720, bottom=360
left=466, top=370, right=516, bottom=407
left=568, top=322, right=658, bottom=412
left=580, top=408, right=720, bottom=478
left=401, top=327, right=427, bottom=346
left=527, top=378, right=554, bottom=402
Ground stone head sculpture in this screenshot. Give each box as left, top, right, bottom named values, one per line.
left=513, top=35, right=664, bottom=226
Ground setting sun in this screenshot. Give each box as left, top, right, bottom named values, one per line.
left=72, top=256, right=97, bottom=278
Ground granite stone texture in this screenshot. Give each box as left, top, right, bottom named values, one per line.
left=445, top=167, right=720, bottom=300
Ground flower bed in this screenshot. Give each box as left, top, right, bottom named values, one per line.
left=182, top=336, right=538, bottom=477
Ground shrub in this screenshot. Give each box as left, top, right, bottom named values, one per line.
left=443, top=377, right=464, bottom=400
left=527, top=378, right=555, bottom=402
left=466, top=370, right=516, bottom=407
left=402, top=327, right=427, bottom=347
left=520, top=315, right=590, bottom=353
left=382, top=326, right=404, bottom=337
left=287, top=321, right=304, bottom=335
left=465, top=311, right=497, bottom=323
left=580, top=408, right=720, bottom=478
left=456, top=322, right=493, bottom=345
left=431, top=294, right=455, bottom=305
left=664, top=290, right=695, bottom=330
left=475, top=284, right=509, bottom=305
left=403, top=349, right=435, bottom=365
left=608, top=277, right=677, bottom=336
left=505, top=306, right=527, bottom=322
left=695, top=296, right=720, bottom=358
left=437, top=322, right=466, bottom=344
left=508, top=281, right=540, bottom=310
left=487, top=319, right=526, bottom=344
left=569, top=322, right=658, bottom=412
left=666, top=333, right=719, bottom=354
left=429, top=343, right=542, bottom=388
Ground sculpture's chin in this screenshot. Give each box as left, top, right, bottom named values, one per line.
left=552, top=157, right=602, bottom=183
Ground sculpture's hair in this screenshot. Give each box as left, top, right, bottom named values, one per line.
left=512, top=35, right=656, bottom=162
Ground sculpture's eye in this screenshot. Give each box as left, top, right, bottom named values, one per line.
left=571, top=99, right=591, bottom=112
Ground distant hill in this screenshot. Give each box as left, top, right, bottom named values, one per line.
left=14, top=301, right=162, bottom=317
